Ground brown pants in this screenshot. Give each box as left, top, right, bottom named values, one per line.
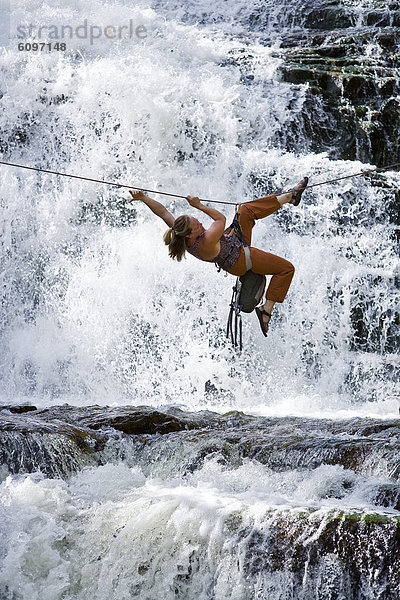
left=227, top=194, right=295, bottom=303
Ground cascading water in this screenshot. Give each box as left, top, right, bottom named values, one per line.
left=0, top=1, right=399, bottom=598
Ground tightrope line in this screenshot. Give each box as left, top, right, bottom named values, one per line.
left=0, top=159, right=399, bottom=206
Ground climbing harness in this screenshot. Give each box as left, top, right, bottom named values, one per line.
left=225, top=204, right=266, bottom=350
left=216, top=203, right=252, bottom=273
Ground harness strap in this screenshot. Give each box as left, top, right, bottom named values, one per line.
left=243, top=246, right=252, bottom=272
left=231, top=204, right=252, bottom=272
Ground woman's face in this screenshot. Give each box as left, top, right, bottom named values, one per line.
left=187, top=217, right=204, bottom=239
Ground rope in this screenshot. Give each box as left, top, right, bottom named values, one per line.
left=306, top=161, right=400, bottom=189
left=0, top=160, right=232, bottom=205
left=0, top=159, right=399, bottom=207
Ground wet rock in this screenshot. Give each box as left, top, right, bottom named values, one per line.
left=374, top=484, right=400, bottom=510
left=1, top=406, right=400, bottom=488
left=304, top=5, right=355, bottom=30
left=0, top=404, right=37, bottom=413
left=366, top=11, right=391, bottom=27
left=0, top=409, right=106, bottom=477
left=240, top=511, right=400, bottom=598
left=278, top=9, right=400, bottom=163
left=80, top=408, right=208, bottom=435
left=36, top=404, right=220, bottom=434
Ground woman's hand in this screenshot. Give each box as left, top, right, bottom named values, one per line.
left=129, top=190, right=175, bottom=226
left=129, top=190, right=147, bottom=203
left=186, top=195, right=202, bottom=208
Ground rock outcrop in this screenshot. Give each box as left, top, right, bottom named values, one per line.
left=277, top=1, right=400, bottom=164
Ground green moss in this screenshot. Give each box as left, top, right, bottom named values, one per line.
left=326, top=510, right=400, bottom=524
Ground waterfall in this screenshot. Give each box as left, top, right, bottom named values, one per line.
left=0, top=0, right=399, bottom=598
left=1, top=0, right=398, bottom=415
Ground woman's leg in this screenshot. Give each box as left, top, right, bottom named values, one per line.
left=238, top=191, right=293, bottom=245
left=238, top=194, right=280, bottom=245
left=250, top=247, right=295, bottom=333
left=228, top=245, right=294, bottom=299
left=231, top=180, right=307, bottom=333
left=276, top=192, right=293, bottom=206
left=250, top=247, right=295, bottom=302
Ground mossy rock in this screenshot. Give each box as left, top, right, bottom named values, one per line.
left=277, top=2, right=400, bottom=163
left=239, top=509, right=400, bottom=597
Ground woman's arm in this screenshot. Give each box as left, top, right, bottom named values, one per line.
left=186, top=196, right=226, bottom=244
left=129, top=191, right=175, bottom=227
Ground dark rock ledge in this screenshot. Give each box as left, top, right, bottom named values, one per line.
left=0, top=404, right=399, bottom=489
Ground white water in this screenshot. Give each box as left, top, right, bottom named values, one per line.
left=1, top=458, right=397, bottom=600
left=0, top=0, right=399, bottom=418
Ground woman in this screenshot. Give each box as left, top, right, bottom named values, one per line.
left=129, top=177, right=308, bottom=336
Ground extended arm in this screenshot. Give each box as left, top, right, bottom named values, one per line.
left=129, top=190, right=174, bottom=227
left=186, top=196, right=226, bottom=244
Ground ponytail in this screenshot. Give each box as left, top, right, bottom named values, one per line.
left=163, top=215, right=192, bottom=261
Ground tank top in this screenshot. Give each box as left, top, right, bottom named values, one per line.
left=186, top=231, right=242, bottom=272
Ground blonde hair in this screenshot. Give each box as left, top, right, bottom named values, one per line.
left=163, top=215, right=192, bottom=261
